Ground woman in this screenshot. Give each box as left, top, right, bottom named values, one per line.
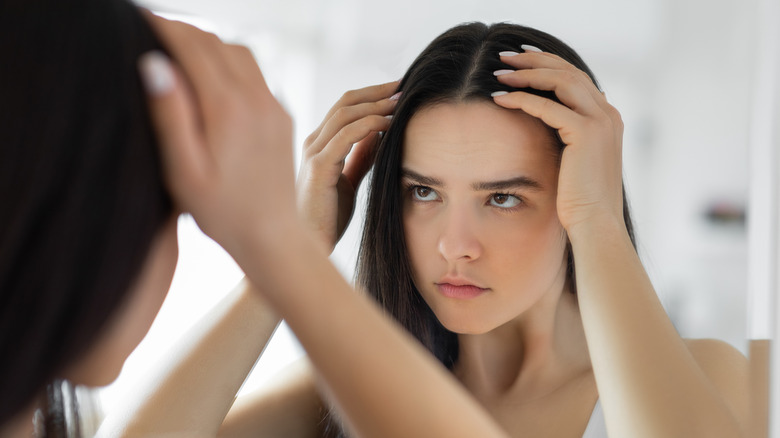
left=301, top=22, right=748, bottom=437
left=113, top=21, right=748, bottom=438
left=1, top=1, right=505, bottom=437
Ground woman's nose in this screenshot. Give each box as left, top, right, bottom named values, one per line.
left=437, top=208, right=483, bottom=262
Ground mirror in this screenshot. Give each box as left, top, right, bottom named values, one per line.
left=101, top=0, right=772, bottom=434
left=746, top=0, right=779, bottom=436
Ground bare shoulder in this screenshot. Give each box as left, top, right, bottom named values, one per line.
left=219, top=357, right=324, bottom=438
left=683, top=338, right=748, bottom=427
left=683, top=338, right=748, bottom=374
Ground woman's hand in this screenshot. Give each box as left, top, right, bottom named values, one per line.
left=139, top=14, right=295, bottom=254
left=493, top=49, right=748, bottom=438
left=297, top=81, right=399, bottom=252
left=491, top=48, right=625, bottom=235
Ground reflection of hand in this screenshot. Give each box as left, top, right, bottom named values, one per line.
left=297, top=82, right=399, bottom=252
left=492, top=49, right=624, bottom=235
left=139, top=14, right=295, bottom=254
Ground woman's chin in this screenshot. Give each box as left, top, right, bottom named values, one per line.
left=437, top=314, right=498, bottom=336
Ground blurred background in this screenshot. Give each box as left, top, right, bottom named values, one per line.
left=101, top=0, right=764, bottom=411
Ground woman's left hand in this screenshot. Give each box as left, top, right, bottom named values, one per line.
left=492, top=50, right=750, bottom=438
left=491, top=49, right=625, bottom=234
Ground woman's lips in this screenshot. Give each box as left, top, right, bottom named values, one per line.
left=436, top=283, right=489, bottom=299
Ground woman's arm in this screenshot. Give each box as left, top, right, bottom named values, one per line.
left=141, top=15, right=509, bottom=438
left=493, top=49, right=747, bottom=438
left=569, top=217, right=747, bottom=438
left=97, top=281, right=319, bottom=437
left=219, top=80, right=401, bottom=435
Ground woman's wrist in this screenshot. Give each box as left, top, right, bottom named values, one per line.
left=227, top=214, right=328, bottom=304
left=225, top=208, right=305, bottom=259
left=565, top=212, right=629, bottom=249
left=239, top=278, right=282, bottom=324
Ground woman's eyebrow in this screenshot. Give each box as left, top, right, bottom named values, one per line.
left=472, top=176, right=544, bottom=191
left=401, top=169, right=543, bottom=191
left=401, top=168, right=444, bottom=187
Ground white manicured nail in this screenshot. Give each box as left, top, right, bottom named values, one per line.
left=494, top=69, right=515, bottom=76
left=491, top=91, right=509, bottom=97
left=139, top=51, right=175, bottom=96
left=389, top=91, right=402, bottom=101
left=521, top=44, right=543, bottom=53
left=499, top=51, right=520, bottom=57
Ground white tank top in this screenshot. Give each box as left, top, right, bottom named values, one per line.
left=582, top=400, right=607, bottom=438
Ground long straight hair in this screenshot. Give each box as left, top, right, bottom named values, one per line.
left=0, top=0, right=171, bottom=432
left=324, top=22, right=636, bottom=437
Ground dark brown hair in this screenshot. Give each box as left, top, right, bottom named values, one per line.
left=0, top=0, right=171, bottom=432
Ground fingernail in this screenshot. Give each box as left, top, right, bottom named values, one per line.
left=521, top=44, right=543, bottom=53
left=385, top=115, right=394, bottom=120
left=491, top=91, right=509, bottom=97
left=389, top=91, right=402, bottom=101
left=139, top=51, right=175, bottom=96
left=493, top=69, right=514, bottom=76
left=499, top=51, right=520, bottom=57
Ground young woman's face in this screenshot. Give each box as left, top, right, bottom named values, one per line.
left=402, top=102, right=568, bottom=335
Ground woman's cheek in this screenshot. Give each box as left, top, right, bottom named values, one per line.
left=489, top=209, right=565, bottom=260
left=403, top=213, right=439, bottom=279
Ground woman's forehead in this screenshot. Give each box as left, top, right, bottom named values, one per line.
left=401, top=102, right=558, bottom=181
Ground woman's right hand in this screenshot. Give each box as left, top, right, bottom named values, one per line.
left=297, top=81, right=399, bottom=252
left=139, top=14, right=296, bottom=255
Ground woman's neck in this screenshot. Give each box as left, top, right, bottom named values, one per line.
left=453, top=287, right=591, bottom=403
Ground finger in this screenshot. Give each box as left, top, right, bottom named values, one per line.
left=492, top=90, right=580, bottom=134
left=499, top=51, right=606, bottom=107
left=307, top=81, right=399, bottom=145
left=138, top=51, right=210, bottom=209
left=499, top=51, right=588, bottom=79
left=145, top=14, right=236, bottom=110
left=307, top=98, right=397, bottom=155
left=319, top=115, right=392, bottom=168
left=494, top=68, right=602, bottom=116
left=343, top=131, right=381, bottom=189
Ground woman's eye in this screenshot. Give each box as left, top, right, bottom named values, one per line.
left=489, top=194, right=522, bottom=208
left=412, top=186, right=439, bottom=202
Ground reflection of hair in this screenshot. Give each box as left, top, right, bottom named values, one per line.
left=0, top=0, right=171, bottom=432
left=324, top=21, right=636, bottom=437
